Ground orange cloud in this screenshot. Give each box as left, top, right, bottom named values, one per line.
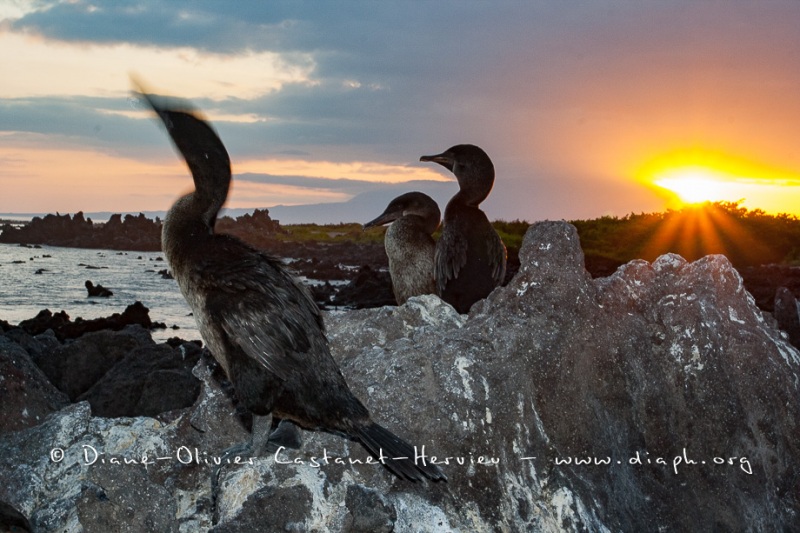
left=234, top=158, right=451, bottom=185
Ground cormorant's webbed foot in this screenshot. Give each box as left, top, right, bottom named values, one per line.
left=265, top=418, right=303, bottom=452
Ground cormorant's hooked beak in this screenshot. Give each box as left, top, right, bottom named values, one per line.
left=131, top=76, right=157, bottom=112
left=420, top=152, right=454, bottom=172
left=130, top=76, right=176, bottom=132
left=363, top=209, right=399, bottom=230
left=130, top=75, right=202, bottom=130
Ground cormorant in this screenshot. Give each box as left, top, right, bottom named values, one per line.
left=363, top=192, right=440, bottom=305
left=139, top=87, right=445, bottom=482
left=420, top=144, right=506, bottom=314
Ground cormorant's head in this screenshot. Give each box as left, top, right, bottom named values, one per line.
left=363, top=191, right=441, bottom=234
left=420, top=144, right=494, bottom=206
left=134, top=78, right=231, bottom=230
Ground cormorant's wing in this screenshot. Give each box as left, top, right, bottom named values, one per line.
left=194, top=239, right=325, bottom=381
left=489, top=230, right=508, bottom=287
left=434, top=227, right=469, bottom=294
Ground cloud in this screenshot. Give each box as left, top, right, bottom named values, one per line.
left=4, top=2, right=800, bottom=221
left=0, top=30, right=315, bottom=101
left=236, top=172, right=449, bottom=194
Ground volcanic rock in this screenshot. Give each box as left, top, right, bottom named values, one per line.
left=738, top=264, right=800, bottom=312
left=331, top=265, right=396, bottom=309
left=85, top=280, right=113, bottom=297
left=14, top=301, right=160, bottom=341
left=0, top=221, right=798, bottom=531
left=25, top=324, right=202, bottom=417
left=0, top=333, right=69, bottom=434
left=0, top=211, right=162, bottom=251
left=76, top=334, right=203, bottom=418
left=774, top=286, right=800, bottom=348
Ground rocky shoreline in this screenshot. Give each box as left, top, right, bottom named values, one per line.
left=4, top=209, right=800, bottom=316
left=0, top=209, right=523, bottom=311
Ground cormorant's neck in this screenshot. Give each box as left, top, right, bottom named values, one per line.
left=451, top=184, right=490, bottom=208
left=162, top=192, right=218, bottom=263
left=404, top=213, right=439, bottom=236
left=454, top=166, right=494, bottom=207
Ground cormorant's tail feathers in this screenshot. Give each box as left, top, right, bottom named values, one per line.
left=356, top=423, right=446, bottom=482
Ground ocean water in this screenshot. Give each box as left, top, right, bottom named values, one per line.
left=0, top=243, right=199, bottom=342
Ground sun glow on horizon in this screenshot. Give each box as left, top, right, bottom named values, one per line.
left=639, top=151, right=800, bottom=216
left=653, top=167, right=744, bottom=205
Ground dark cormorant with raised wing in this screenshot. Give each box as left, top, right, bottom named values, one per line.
left=363, top=191, right=440, bottom=305
left=139, top=88, right=445, bottom=482
left=420, top=144, right=506, bottom=314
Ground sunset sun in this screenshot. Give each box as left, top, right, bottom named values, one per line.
left=653, top=168, right=735, bottom=204
left=638, top=151, right=800, bottom=215
left=653, top=168, right=732, bottom=204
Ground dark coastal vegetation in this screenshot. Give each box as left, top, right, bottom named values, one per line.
left=573, top=201, right=800, bottom=268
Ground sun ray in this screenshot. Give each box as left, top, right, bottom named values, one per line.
left=636, top=202, right=779, bottom=267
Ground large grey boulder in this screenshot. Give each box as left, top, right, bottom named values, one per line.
left=1, top=221, right=798, bottom=532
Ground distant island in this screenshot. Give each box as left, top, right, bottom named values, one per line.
left=2, top=202, right=800, bottom=312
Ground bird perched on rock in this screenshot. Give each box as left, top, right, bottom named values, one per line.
left=420, top=144, right=506, bottom=313
left=363, top=192, right=440, bottom=305
left=138, top=83, right=445, bottom=483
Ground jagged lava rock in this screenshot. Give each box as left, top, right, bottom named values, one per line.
left=330, top=265, right=396, bottom=309
left=30, top=325, right=203, bottom=417
left=474, top=222, right=800, bottom=531
left=0, top=333, right=69, bottom=434
left=15, top=301, right=161, bottom=341
left=0, top=221, right=798, bottom=531
left=75, top=330, right=203, bottom=418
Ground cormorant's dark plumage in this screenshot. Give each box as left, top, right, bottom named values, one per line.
left=420, top=144, right=506, bottom=314
left=363, top=191, right=440, bottom=305
left=140, top=88, right=444, bottom=482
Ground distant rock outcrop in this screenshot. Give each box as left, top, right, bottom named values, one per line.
left=214, top=208, right=287, bottom=245
left=0, top=212, right=162, bottom=251
left=0, top=221, right=798, bottom=531
left=85, top=280, right=113, bottom=297
left=0, top=209, right=288, bottom=253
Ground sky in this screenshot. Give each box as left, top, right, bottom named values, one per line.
left=2, top=1, right=800, bottom=224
